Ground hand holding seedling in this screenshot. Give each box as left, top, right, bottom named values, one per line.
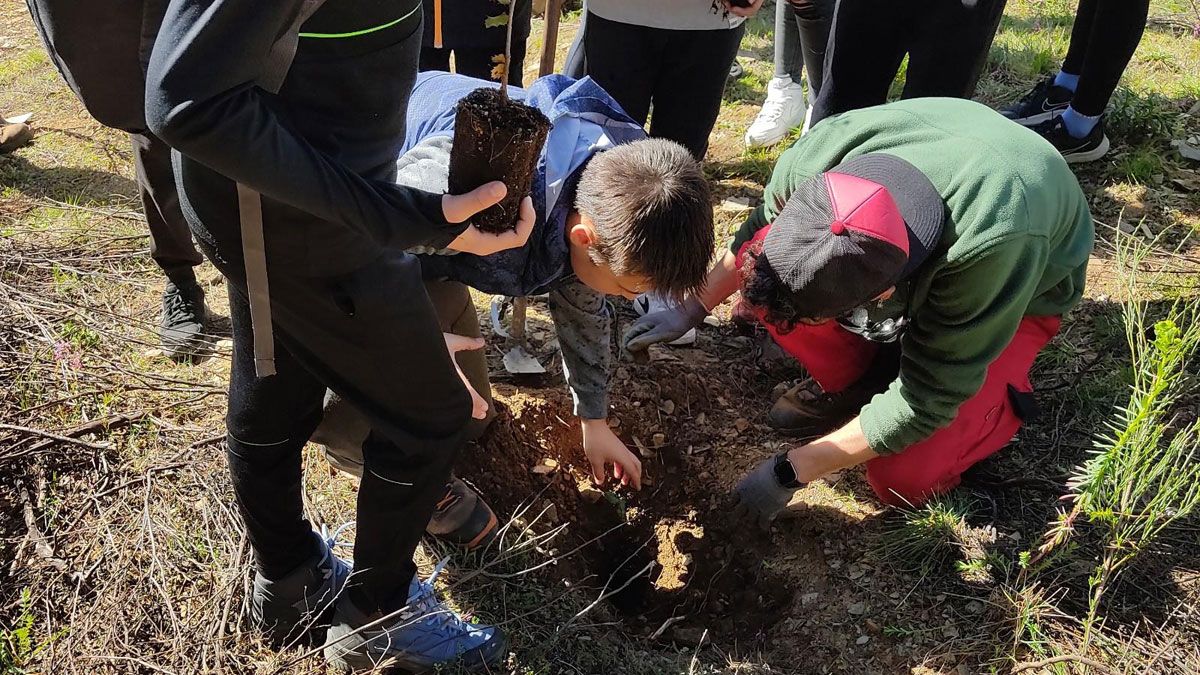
left=581, top=419, right=643, bottom=490
left=443, top=333, right=490, bottom=420
left=444, top=181, right=535, bottom=256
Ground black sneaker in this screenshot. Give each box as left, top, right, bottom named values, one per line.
left=160, top=277, right=210, bottom=360
left=1001, top=76, right=1073, bottom=125
left=1029, top=115, right=1110, bottom=164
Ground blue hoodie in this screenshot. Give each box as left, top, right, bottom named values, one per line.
left=397, top=71, right=646, bottom=419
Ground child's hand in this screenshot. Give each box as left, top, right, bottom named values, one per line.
left=443, top=333, right=489, bottom=420
left=581, top=419, right=643, bottom=490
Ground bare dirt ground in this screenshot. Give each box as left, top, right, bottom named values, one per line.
left=3, top=1, right=1200, bottom=674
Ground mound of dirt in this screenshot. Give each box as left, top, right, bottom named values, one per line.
left=460, top=381, right=809, bottom=646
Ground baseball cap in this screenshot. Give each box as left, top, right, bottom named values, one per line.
left=761, top=153, right=945, bottom=320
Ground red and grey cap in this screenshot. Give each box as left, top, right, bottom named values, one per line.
left=762, top=153, right=945, bottom=319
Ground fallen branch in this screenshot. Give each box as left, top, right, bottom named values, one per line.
left=1013, top=654, right=1113, bottom=673
left=0, top=411, right=145, bottom=461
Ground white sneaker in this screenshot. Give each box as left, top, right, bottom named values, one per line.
left=744, top=76, right=808, bottom=149
left=633, top=292, right=698, bottom=346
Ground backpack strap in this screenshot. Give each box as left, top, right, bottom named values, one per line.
left=238, top=0, right=326, bottom=377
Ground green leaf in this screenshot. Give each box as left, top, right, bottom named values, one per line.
left=484, top=14, right=509, bottom=28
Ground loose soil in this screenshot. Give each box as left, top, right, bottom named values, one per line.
left=448, top=87, right=551, bottom=233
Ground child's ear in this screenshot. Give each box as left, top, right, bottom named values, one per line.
left=568, top=222, right=596, bottom=247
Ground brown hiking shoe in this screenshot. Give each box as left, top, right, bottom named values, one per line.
left=322, top=444, right=500, bottom=551
left=427, top=477, right=499, bottom=551
left=0, top=121, right=33, bottom=154
left=767, top=376, right=882, bottom=438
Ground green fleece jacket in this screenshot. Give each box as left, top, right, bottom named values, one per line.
left=731, top=98, right=1094, bottom=454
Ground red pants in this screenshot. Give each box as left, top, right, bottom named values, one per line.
left=736, top=230, right=1061, bottom=505
left=769, top=315, right=1061, bottom=506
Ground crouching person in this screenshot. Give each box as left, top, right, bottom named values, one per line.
left=313, top=71, right=716, bottom=532
left=624, top=98, right=1094, bottom=522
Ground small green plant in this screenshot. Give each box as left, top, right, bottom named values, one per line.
left=1107, top=87, right=1181, bottom=144
left=877, top=493, right=975, bottom=573
left=1030, top=233, right=1200, bottom=645
left=1, top=588, right=59, bottom=673
left=1113, top=144, right=1166, bottom=184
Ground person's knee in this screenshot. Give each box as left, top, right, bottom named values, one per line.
left=865, top=455, right=959, bottom=508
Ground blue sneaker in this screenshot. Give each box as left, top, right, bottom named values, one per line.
left=323, top=559, right=507, bottom=673
left=251, top=524, right=353, bottom=647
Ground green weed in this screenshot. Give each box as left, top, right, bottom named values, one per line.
left=878, top=493, right=975, bottom=573
left=1114, top=144, right=1167, bottom=184
left=1107, top=87, right=1182, bottom=144
left=0, top=589, right=60, bottom=674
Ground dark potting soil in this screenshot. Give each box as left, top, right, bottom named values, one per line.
left=448, top=87, right=551, bottom=234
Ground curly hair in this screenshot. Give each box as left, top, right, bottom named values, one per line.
left=739, top=238, right=806, bottom=334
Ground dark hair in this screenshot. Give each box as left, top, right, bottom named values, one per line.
left=739, top=238, right=805, bottom=334
left=574, top=139, right=714, bottom=299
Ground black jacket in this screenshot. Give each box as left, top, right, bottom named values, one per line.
left=145, top=0, right=466, bottom=275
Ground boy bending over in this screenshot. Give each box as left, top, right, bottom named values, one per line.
left=313, top=72, right=714, bottom=544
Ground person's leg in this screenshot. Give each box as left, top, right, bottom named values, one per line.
left=789, top=0, right=834, bottom=98
left=648, top=23, right=745, bottom=159
left=133, top=131, right=210, bottom=360
left=776, top=0, right=805, bottom=82
left=902, top=0, right=1008, bottom=100
left=131, top=132, right=205, bottom=284
left=582, top=12, right=661, bottom=126
left=808, top=0, right=908, bottom=126
left=1062, top=0, right=1149, bottom=133
left=865, top=316, right=1061, bottom=506
left=747, top=2, right=810, bottom=148
left=1058, top=0, right=1099, bottom=91
left=419, top=45, right=452, bottom=73
left=224, top=286, right=327, bottom=579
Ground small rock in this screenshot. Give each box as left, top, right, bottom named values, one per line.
left=607, top=417, right=621, bottom=428
left=801, top=592, right=820, bottom=605
left=848, top=566, right=865, bottom=580
left=695, top=413, right=706, bottom=425
left=734, top=418, right=750, bottom=432
left=633, top=437, right=655, bottom=458
left=531, top=458, right=558, bottom=474
left=941, top=623, right=960, bottom=639
left=966, top=600, right=985, bottom=615
left=856, top=635, right=870, bottom=645
left=673, top=627, right=710, bottom=646
left=651, top=432, right=666, bottom=448
left=719, top=196, right=754, bottom=212
left=848, top=601, right=866, bottom=615
left=579, top=484, right=604, bottom=503
left=215, top=338, right=234, bottom=352
left=660, top=399, right=676, bottom=415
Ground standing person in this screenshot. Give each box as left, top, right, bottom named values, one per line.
left=420, top=0, right=532, bottom=86
left=581, top=0, right=757, bottom=160
left=145, top=0, right=535, bottom=671
left=624, top=97, right=1093, bottom=519
left=744, top=0, right=833, bottom=148
left=1000, top=0, right=1149, bottom=163
left=24, top=1, right=211, bottom=360
left=809, top=0, right=1008, bottom=127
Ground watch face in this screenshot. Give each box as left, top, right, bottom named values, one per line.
left=773, top=453, right=799, bottom=487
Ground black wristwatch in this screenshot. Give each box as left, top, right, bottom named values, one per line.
left=772, top=452, right=804, bottom=489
